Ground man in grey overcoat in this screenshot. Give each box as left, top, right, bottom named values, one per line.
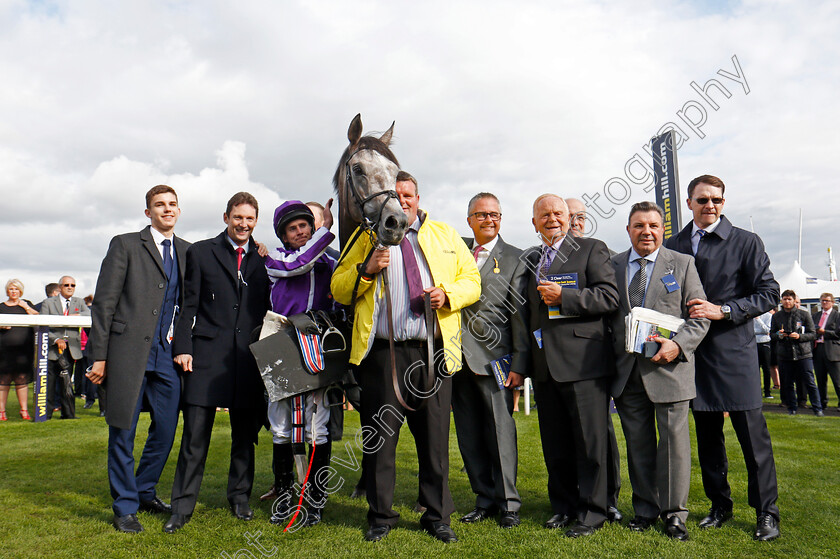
left=453, top=192, right=529, bottom=529
left=87, top=185, right=189, bottom=533
left=610, top=202, right=709, bottom=541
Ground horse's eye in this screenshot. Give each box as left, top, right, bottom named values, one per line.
left=352, top=164, right=364, bottom=175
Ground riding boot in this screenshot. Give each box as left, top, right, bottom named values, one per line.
left=269, top=443, right=296, bottom=525
left=305, top=441, right=332, bottom=526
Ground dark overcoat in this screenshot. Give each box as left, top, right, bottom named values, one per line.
left=664, top=215, right=779, bottom=411
left=172, top=230, right=269, bottom=408
left=88, top=226, right=190, bottom=430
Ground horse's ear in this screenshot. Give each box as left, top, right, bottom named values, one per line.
left=348, top=114, right=363, bottom=146
left=379, top=121, right=395, bottom=146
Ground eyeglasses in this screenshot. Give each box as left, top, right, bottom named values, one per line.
left=62, top=283, right=75, bottom=287
left=694, top=197, right=724, bottom=205
left=469, top=211, right=502, bottom=221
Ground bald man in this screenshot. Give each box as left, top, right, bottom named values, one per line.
left=523, top=194, right=619, bottom=537
left=565, top=197, right=623, bottom=524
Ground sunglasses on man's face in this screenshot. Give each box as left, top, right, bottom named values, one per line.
left=62, top=284, right=75, bottom=287
left=694, top=197, right=724, bottom=205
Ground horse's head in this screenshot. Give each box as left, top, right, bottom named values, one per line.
left=334, top=114, right=408, bottom=247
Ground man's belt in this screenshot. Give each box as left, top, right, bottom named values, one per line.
left=382, top=278, right=435, bottom=412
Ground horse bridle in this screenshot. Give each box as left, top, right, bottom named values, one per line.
left=344, top=149, right=399, bottom=236
left=342, top=148, right=435, bottom=412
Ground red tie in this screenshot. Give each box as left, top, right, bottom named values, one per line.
left=473, top=245, right=482, bottom=262
left=63, top=300, right=69, bottom=316
left=236, top=247, right=244, bottom=270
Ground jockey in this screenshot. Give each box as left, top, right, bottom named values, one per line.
left=263, top=199, right=337, bottom=527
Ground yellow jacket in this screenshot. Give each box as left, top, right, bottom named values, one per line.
left=331, top=211, right=481, bottom=372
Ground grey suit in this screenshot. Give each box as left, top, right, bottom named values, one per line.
left=453, top=236, right=529, bottom=513
left=42, top=296, right=90, bottom=361
left=41, top=295, right=91, bottom=417
left=610, top=246, right=709, bottom=522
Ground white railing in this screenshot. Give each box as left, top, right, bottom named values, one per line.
left=0, top=315, right=91, bottom=328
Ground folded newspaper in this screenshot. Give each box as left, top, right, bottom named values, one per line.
left=625, top=307, right=685, bottom=354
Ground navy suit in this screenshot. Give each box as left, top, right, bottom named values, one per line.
left=89, top=226, right=189, bottom=516
left=665, top=215, right=780, bottom=519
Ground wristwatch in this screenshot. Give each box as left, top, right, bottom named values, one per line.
left=720, top=304, right=732, bottom=320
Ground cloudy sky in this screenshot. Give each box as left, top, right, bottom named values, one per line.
left=1, top=0, right=838, bottom=299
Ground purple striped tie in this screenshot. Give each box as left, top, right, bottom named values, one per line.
left=400, top=234, right=425, bottom=317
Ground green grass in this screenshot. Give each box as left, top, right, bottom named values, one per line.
left=1, top=391, right=838, bottom=559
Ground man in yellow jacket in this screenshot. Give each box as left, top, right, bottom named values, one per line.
left=331, top=171, right=481, bottom=543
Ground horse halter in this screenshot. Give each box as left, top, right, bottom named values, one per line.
left=344, top=148, right=399, bottom=237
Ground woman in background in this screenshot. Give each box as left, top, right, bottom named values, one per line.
left=0, top=279, right=39, bottom=421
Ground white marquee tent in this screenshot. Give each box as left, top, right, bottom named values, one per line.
left=774, top=260, right=840, bottom=302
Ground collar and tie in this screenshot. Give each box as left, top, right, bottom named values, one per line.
left=236, top=247, right=245, bottom=270
left=694, top=229, right=707, bottom=256
left=400, top=232, right=425, bottom=317
left=473, top=245, right=483, bottom=262
left=629, top=257, right=648, bottom=308
left=162, top=239, right=173, bottom=279
left=818, top=310, right=830, bottom=343
left=64, top=299, right=70, bottom=316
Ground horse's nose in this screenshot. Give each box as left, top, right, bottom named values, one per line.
left=383, top=213, right=407, bottom=232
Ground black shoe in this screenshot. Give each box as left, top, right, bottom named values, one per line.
left=423, top=521, right=458, bottom=543
left=545, top=513, right=573, bottom=529
left=628, top=516, right=656, bottom=532
left=459, top=506, right=496, bottom=523
left=305, top=508, right=323, bottom=527
left=699, top=507, right=732, bottom=529
left=84, top=401, right=94, bottom=409
left=754, top=513, right=780, bottom=541
left=788, top=409, right=797, bottom=415
left=664, top=517, right=689, bottom=541
left=350, top=487, right=366, bottom=499
left=364, top=524, right=391, bottom=542
left=565, top=521, right=600, bottom=538
left=231, top=502, right=254, bottom=521
left=499, top=511, right=520, bottom=528
left=139, top=497, right=172, bottom=515
left=163, top=513, right=190, bottom=533
left=607, top=506, right=623, bottom=523
left=113, top=513, right=144, bottom=534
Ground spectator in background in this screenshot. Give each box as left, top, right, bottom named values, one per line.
left=80, top=295, right=100, bottom=411
left=811, top=293, right=840, bottom=411
left=41, top=276, right=90, bottom=419
left=771, top=289, right=822, bottom=416
left=754, top=310, right=774, bottom=399
left=0, top=279, right=39, bottom=421
left=34, top=283, right=59, bottom=313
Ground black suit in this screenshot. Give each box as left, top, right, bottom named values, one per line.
left=523, top=235, right=619, bottom=527
left=812, top=308, right=840, bottom=408
left=170, top=231, right=270, bottom=515
left=665, top=215, right=780, bottom=519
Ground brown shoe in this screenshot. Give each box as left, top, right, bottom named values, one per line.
left=259, top=485, right=280, bottom=502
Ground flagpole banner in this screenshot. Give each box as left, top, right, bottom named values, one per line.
left=651, top=130, right=682, bottom=239
left=35, top=326, right=49, bottom=422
